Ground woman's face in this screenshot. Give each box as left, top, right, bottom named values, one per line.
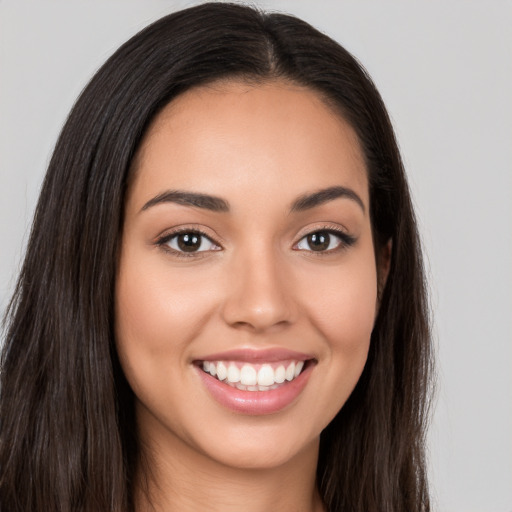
left=116, top=80, right=382, bottom=470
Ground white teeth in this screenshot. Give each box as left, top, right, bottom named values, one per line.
left=227, top=364, right=241, bottom=383
left=285, top=362, right=295, bottom=381
left=240, top=365, right=257, bottom=386
left=202, top=359, right=307, bottom=389
left=274, top=365, right=285, bottom=383
left=216, top=362, right=227, bottom=381
left=257, top=365, right=274, bottom=386
left=227, top=381, right=281, bottom=392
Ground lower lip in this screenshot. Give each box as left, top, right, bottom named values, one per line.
left=196, top=362, right=314, bottom=415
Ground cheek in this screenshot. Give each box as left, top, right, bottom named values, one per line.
left=115, top=257, right=215, bottom=354
left=295, top=256, right=377, bottom=422
left=296, top=250, right=377, bottom=395
left=113, top=252, right=220, bottom=409
left=299, top=256, right=378, bottom=349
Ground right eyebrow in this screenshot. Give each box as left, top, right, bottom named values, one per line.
left=290, top=185, right=365, bottom=214
left=140, top=190, right=230, bottom=213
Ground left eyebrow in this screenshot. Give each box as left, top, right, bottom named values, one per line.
left=141, top=190, right=230, bottom=213
left=290, top=186, right=365, bottom=213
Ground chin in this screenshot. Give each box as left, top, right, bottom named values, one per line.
left=181, top=414, right=321, bottom=472
left=201, top=433, right=319, bottom=471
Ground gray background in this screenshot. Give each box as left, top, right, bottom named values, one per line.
left=1, top=1, right=511, bottom=511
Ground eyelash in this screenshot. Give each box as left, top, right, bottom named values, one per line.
left=294, top=227, right=356, bottom=255
left=156, top=228, right=219, bottom=259
left=155, top=226, right=356, bottom=258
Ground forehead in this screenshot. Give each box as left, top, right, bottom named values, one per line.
left=129, top=80, right=368, bottom=211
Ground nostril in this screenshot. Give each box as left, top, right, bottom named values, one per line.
left=220, top=268, right=297, bottom=331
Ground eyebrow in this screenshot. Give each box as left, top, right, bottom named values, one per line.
left=140, top=185, right=365, bottom=214
left=290, top=186, right=365, bottom=213
left=141, top=190, right=230, bottom=213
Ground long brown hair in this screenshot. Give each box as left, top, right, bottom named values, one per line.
left=0, top=3, right=433, bottom=511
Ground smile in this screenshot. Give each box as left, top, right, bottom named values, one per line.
left=201, top=360, right=306, bottom=391
left=195, top=350, right=316, bottom=415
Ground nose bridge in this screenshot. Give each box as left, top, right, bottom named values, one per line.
left=221, top=239, right=295, bottom=332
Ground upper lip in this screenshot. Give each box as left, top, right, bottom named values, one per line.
left=196, top=348, right=314, bottom=363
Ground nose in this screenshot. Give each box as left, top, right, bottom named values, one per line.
left=221, top=247, right=297, bottom=333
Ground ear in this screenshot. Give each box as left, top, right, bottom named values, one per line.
left=376, top=238, right=392, bottom=307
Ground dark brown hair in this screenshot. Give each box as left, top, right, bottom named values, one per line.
left=0, top=3, right=433, bottom=511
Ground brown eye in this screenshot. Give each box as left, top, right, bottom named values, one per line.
left=295, top=229, right=354, bottom=253
left=177, top=233, right=202, bottom=252
left=306, top=231, right=331, bottom=251
left=163, top=231, right=220, bottom=254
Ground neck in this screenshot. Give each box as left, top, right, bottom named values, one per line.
left=134, top=411, right=325, bottom=512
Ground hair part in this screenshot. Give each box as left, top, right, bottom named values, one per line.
left=1, top=3, right=433, bottom=511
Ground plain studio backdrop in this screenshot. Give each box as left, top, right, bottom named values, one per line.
left=0, top=1, right=511, bottom=511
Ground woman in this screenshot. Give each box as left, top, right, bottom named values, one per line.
left=0, top=3, right=433, bottom=511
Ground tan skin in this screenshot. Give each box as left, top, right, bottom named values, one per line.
left=116, top=80, right=390, bottom=512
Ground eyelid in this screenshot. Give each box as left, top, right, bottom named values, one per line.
left=293, top=223, right=351, bottom=241
left=292, top=224, right=356, bottom=253
left=155, top=225, right=223, bottom=257
left=153, top=223, right=355, bottom=258
left=155, top=224, right=224, bottom=244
